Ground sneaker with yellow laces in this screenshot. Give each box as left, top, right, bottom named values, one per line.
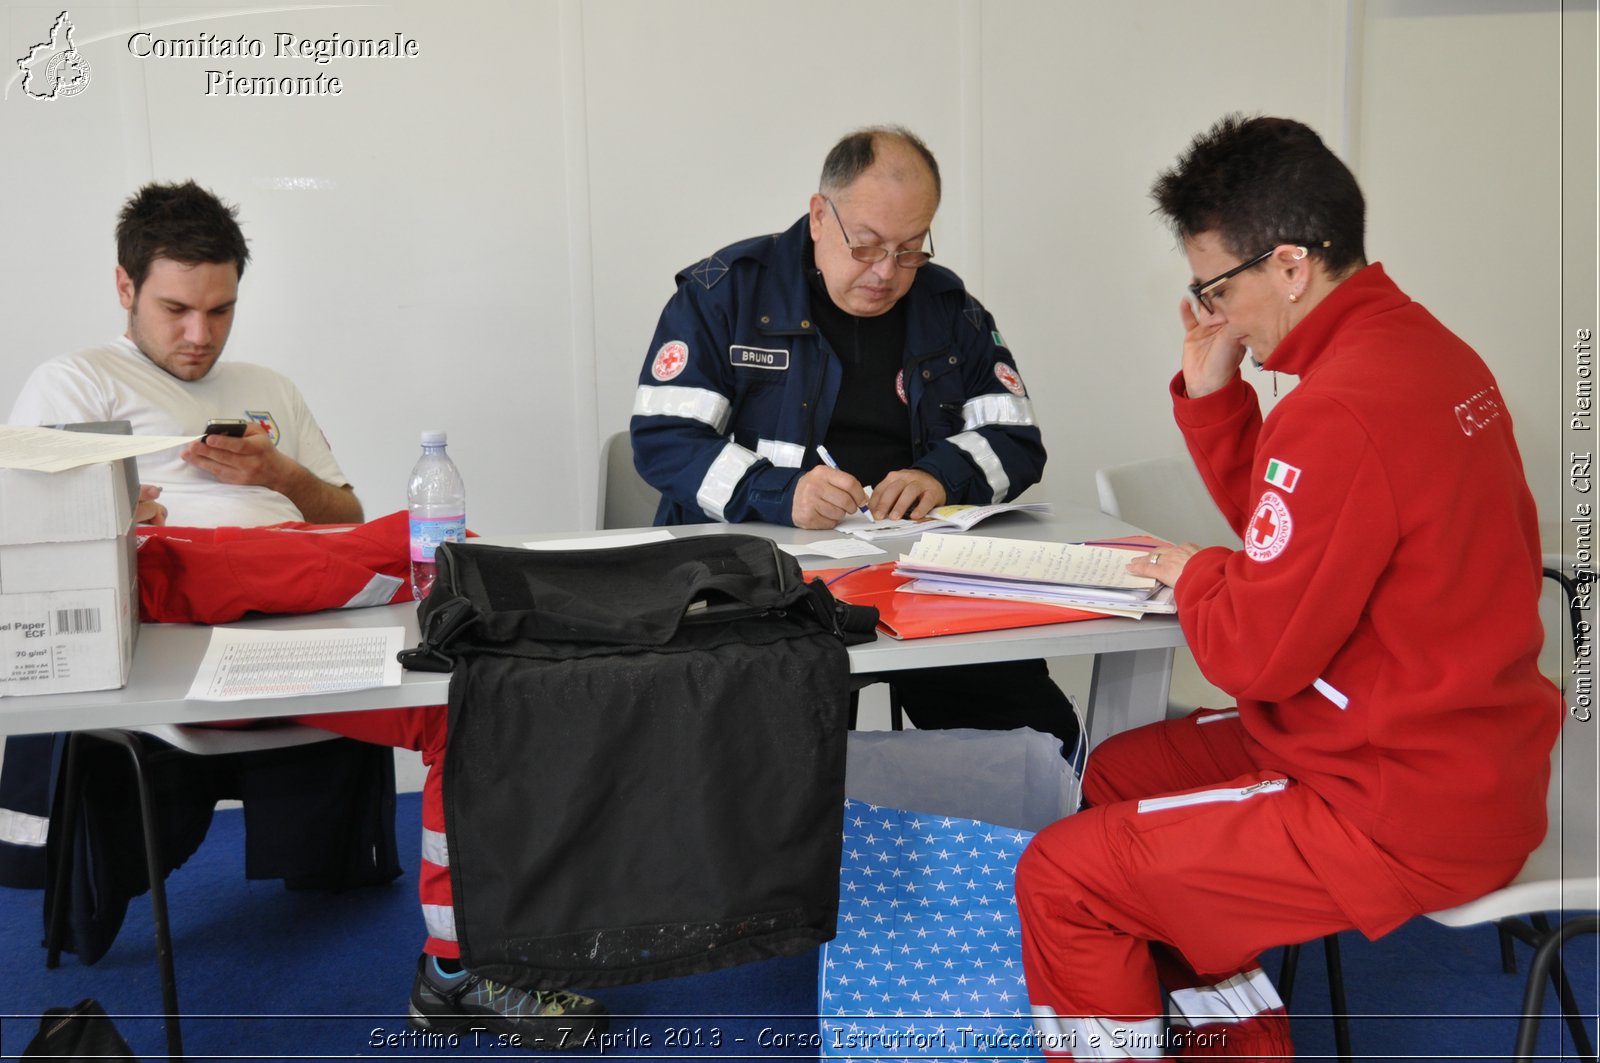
left=408, top=955, right=609, bottom=1051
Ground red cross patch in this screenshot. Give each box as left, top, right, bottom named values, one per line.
left=1245, top=490, right=1293, bottom=562
left=651, top=340, right=689, bottom=381
left=245, top=410, right=279, bottom=446
left=994, top=362, right=1026, bottom=396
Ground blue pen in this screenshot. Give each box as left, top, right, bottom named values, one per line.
left=815, top=445, right=871, bottom=515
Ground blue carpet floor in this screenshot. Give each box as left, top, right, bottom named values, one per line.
left=1, top=792, right=1594, bottom=1061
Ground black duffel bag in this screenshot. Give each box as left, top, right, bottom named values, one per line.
left=401, top=533, right=874, bottom=990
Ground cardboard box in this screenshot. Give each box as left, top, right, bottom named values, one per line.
left=0, top=460, right=137, bottom=544
left=0, top=459, right=139, bottom=696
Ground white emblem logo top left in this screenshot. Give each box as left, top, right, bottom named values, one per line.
left=17, top=11, right=92, bottom=101
left=652, top=340, right=689, bottom=381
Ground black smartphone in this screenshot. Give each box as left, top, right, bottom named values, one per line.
left=203, top=418, right=249, bottom=438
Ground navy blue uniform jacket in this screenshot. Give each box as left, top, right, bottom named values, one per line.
left=631, top=217, right=1047, bottom=525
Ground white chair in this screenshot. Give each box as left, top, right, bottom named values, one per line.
left=596, top=430, right=662, bottom=530
left=46, top=722, right=343, bottom=1061
left=1095, top=455, right=1240, bottom=550
left=1094, top=455, right=1239, bottom=718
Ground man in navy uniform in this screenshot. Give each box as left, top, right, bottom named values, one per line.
left=631, top=126, right=1076, bottom=750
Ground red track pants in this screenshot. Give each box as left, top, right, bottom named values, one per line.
left=1014, top=709, right=1522, bottom=1061
left=296, top=706, right=458, bottom=959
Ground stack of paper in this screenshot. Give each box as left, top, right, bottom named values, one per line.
left=840, top=501, right=1053, bottom=541
left=893, top=533, right=1176, bottom=618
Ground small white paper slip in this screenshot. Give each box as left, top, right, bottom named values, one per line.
left=778, top=538, right=881, bottom=560
left=522, top=530, right=674, bottom=550
left=186, top=627, right=405, bottom=702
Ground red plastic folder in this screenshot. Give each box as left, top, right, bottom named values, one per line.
left=817, top=561, right=1107, bottom=640
left=815, top=535, right=1169, bottom=640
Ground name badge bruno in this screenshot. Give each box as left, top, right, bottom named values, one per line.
left=729, top=345, right=789, bottom=370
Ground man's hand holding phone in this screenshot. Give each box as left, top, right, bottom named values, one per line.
left=182, top=420, right=290, bottom=489
left=201, top=418, right=249, bottom=439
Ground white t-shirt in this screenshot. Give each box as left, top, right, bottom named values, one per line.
left=8, top=337, right=350, bottom=527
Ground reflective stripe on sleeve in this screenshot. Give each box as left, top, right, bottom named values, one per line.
left=421, top=826, right=449, bottom=868
left=1167, top=968, right=1284, bottom=1026
left=1313, top=678, right=1350, bottom=710
left=343, top=574, right=404, bottom=610
left=632, top=384, right=732, bottom=433
left=696, top=441, right=761, bottom=521
left=0, top=807, right=48, bottom=848
left=949, top=431, right=1012, bottom=502
left=1030, top=1006, right=1165, bottom=1060
left=963, top=393, right=1036, bottom=429
left=757, top=438, right=806, bottom=469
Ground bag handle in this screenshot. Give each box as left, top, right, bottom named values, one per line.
left=398, top=594, right=478, bottom=672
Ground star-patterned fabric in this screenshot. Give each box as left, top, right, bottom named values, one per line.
left=820, top=799, right=1038, bottom=1061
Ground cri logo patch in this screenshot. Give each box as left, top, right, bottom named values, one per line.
left=652, top=340, right=689, bottom=381
left=994, top=362, right=1026, bottom=396
left=1245, top=490, right=1293, bottom=562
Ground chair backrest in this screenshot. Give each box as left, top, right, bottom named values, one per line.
left=1529, top=711, right=1600, bottom=888
left=597, top=430, right=661, bottom=530
left=1517, top=571, right=1599, bottom=899
left=1095, top=455, right=1240, bottom=548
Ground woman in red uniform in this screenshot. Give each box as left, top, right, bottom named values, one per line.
left=1015, top=115, right=1560, bottom=1060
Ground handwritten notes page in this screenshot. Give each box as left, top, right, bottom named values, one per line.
left=899, top=534, right=1158, bottom=591
left=840, top=502, right=1053, bottom=541
left=892, top=535, right=1175, bottom=616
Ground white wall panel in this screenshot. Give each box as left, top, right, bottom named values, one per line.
left=1, top=0, right=1590, bottom=539
left=1360, top=0, right=1579, bottom=521
left=979, top=1, right=1349, bottom=506
left=581, top=0, right=969, bottom=458
left=2, top=0, right=577, bottom=534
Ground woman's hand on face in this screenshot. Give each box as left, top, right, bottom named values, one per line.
left=1178, top=298, right=1247, bottom=399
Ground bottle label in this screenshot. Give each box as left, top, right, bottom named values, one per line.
left=410, top=515, right=466, bottom=562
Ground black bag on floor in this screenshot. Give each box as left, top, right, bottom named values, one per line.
left=22, top=998, right=137, bottom=1060
left=401, top=534, right=872, bottom=991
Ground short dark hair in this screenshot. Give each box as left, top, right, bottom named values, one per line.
left=116, top=180, right=251, bottom=291
left=1150, top=115, right=1366, bottom=276
left=819, top=126, right=942, bottom=203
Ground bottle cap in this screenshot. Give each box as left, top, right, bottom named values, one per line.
left=420, top=430, right=447, bottom=446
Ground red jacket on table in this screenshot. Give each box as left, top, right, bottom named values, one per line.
left=1172, top=263, right=1559, bottom=864
left=136, top=509, right=412, bottom=623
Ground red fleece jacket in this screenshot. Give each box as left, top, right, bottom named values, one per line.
left=1173, top=264, right=1559, bottom=862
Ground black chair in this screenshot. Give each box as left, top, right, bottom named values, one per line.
left=45, top=722, right=352, bottom=1062
left=1276, top=934, right=1353, bottom=1063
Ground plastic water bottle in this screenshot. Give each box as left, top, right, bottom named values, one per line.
left=408, top=430, right=466, bottom=600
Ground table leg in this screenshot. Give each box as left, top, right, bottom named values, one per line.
left=1085, top=646, right=1174, bottom=748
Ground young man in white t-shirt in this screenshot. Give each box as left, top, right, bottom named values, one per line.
left=6, top=180, right=612, bottom=1047
left=8, top=180, right=362, bottom=527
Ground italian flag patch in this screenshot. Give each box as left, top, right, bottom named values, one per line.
left=1264, top=459, right=1301, bottom=492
